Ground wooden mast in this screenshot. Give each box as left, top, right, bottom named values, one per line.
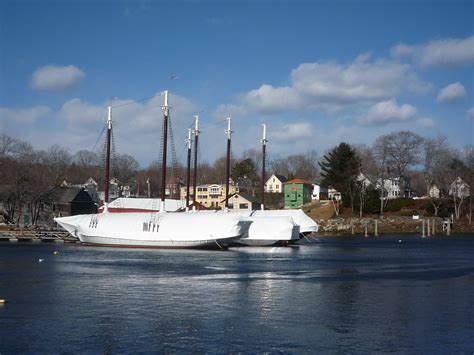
left=185, top=128, right=192, bottom=208
left=104, top=106, right=112, bottom=209
left=192, top=115, right=199, bottom=208
left=160, top=91, right=169, bottom=210
left=261, top=123, right=267, bottom=210
left=225, top=116, right=232, bottom=208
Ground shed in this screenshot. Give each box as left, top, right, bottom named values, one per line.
left=284, top=179, right=313, bottom=209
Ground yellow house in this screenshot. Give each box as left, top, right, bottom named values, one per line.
left=180, top=183, right=239, bottom=209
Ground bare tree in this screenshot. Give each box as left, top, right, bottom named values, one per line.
left=462, top=145, right=473, bottom=224
left=383, top=131, right=424, bottom=197
left=373, top=135, right=390, bottom=218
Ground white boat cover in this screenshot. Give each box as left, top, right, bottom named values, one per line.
left=240, top=216, right=300, bottom=241
left=242, top=209, right=318, bottom=233
left=103, top=198, right=184, bottom=212
left=55, top=211, right=241, bottom=248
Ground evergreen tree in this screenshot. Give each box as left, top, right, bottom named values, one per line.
left=319, top=143, right=361, bottom=213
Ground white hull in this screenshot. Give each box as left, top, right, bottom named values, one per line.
left=55, top=211, right=242, bottom=249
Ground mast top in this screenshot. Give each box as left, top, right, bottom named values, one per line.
left=162, top=90, right=170, bottom=116
left=261, top=123, right=268, bottom=145
left=107, top=106, right=112, bottom=130
left=186, top=128, right=193, bottom=149
left=225, top=116, right=233, bottom=140
left=193, top=115, right=200, bottom=136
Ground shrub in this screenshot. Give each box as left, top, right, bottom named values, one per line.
left=385, top=198, right=415, bottom=212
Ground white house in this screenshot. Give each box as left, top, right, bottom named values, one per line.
left=376, top=177, right=412, bottom=199
left=357, top=173, right=372, bottom=189
left=264, top=174, right=287, bottom=193
left=224, top=193, right=261, bottom=211
left=328, top=187, right=342, bottom=201
left=312, top=183, right=328, bottom=200
left=449, top=177, right=470, bottom=198
left=428, top=184, right=440, bottom=199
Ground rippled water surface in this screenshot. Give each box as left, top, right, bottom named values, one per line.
left=1, top=235, right=473, bottom=353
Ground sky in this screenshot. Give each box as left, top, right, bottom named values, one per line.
left=0, top=0, right=473, bottom=167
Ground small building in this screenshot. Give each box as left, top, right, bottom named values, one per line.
left=312, top=183, right=329, bottom=200
left=42, top=186, right=97, bottom=217
left=284, top=179, right=313, bottom=209
left=376, top=177, right=413, bottom=199
left=264, top=174, right=287, bottom=193
left=222, top=193, right=261, bottom=211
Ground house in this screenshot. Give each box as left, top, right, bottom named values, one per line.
left=264, top=174, right=287, bottom=193
left=357, top=173, right=372, bottom=189
left=449, top=177, right=470, bottom=198
left=222, top=192, right=261, bottom=211
left=428, top=184, right=440, bottom=199
left=312, top=183, right=328, bottom=200
left=284, top=179, right=313, bottom=209
left=180, top=183, right=239, bottom=209
left=376, top=177, right=413, bottom=199
left=328, top=187, right=342, bottom=201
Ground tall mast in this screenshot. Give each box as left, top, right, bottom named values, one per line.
left=225, top=116, right=232, bottom=208
left=192, top=115, right=199, bottom=207
left=261, top=123, right=267, bottom=210
left=104, top=106, right=112, bottom=207
left=185, top=128, right=192, bottom=208
left=160, top=91, right=170, bottom=210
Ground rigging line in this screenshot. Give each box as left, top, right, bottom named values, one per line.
left=111, top=92, right=164, bottom=109
left=92, top=123, right=107, bottom=152
left=199, top=118, right=227, bottom=131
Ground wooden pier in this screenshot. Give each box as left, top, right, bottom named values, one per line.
left=0, top=230, right=77, bottom=243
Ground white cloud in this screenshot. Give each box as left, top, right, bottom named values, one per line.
left=271, top=122, right=315, bottom=142
left=0, top=105, right=51, bottom=124
left=30, top=65, right=85, bottom=91
left=216, top=54, right=430, bottom=117
left=468, top=107, right=474, bottom=120
left=55, top=93, right=200, bottom=165
left=437, top=82, right=467, bottom=103
left=416, top=117, right=434, bottom=128
left=359, top=99, right=417, bottom=125
left=391, top=36, right=474, bottom=68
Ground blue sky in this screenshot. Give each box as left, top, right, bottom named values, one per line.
left=1, top=0, right=473, bottom=166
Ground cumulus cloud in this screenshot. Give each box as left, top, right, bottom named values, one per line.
left=271, top=122, right=315, bottom=142
left=437, top=82, right=467, bottom=103
left=0, top=105, right=51, bottom=124
left=30, top=65, right=85, bottom=91
left=55, top=92, right=200, bottom=164
left=416, top=117, right=434, bottom=128
left=0, top=105, right=52, bottom=136
left=359, top=99, right=417, bottom=125
left=468, top=107, right=474, bottom=120
left=391, top=35, right=474, bottom=68
left=216, top=54, right=430, bottom=117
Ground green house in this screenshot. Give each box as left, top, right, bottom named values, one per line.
left=284, top=179, right=313, bottom=209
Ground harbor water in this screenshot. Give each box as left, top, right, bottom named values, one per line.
left=1, top=235, right=473, bottom=353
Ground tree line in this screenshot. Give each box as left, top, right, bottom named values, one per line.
left=1, top=131, right=472, bottom=224
left=319, top=131, right=473, bottom=223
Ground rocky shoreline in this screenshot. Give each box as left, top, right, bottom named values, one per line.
left=314, top=216, right=474, bottom=235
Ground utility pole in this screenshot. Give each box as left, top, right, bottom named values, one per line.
left=225, top=116, right=232, bottom=208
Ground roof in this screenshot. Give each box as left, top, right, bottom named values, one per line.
left=41, top=186, right=85, bottom=204
left=222, top=192, right=260, bottom=204
left=286, top=178, right=312, bottom=185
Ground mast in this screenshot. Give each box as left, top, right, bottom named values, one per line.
left=225, top=116, right=232, bottom=208
left=192, top=115, right=199, bottom=207
left=160, top=91, right=170, bottom=211
left=261, top=123, right=267, bottom=210
left=185, top=128, right=192, bottom=208
left=104, top=106, right=112, bottom=208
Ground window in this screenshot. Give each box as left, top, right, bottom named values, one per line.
left=239, top=203, right=248, bottom=209
left=143, top=222, right=148, bottom=231
left=276, top=185, right=279, bottom=190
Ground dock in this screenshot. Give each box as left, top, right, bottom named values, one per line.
left=0, top=230, right=77, bottom=243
